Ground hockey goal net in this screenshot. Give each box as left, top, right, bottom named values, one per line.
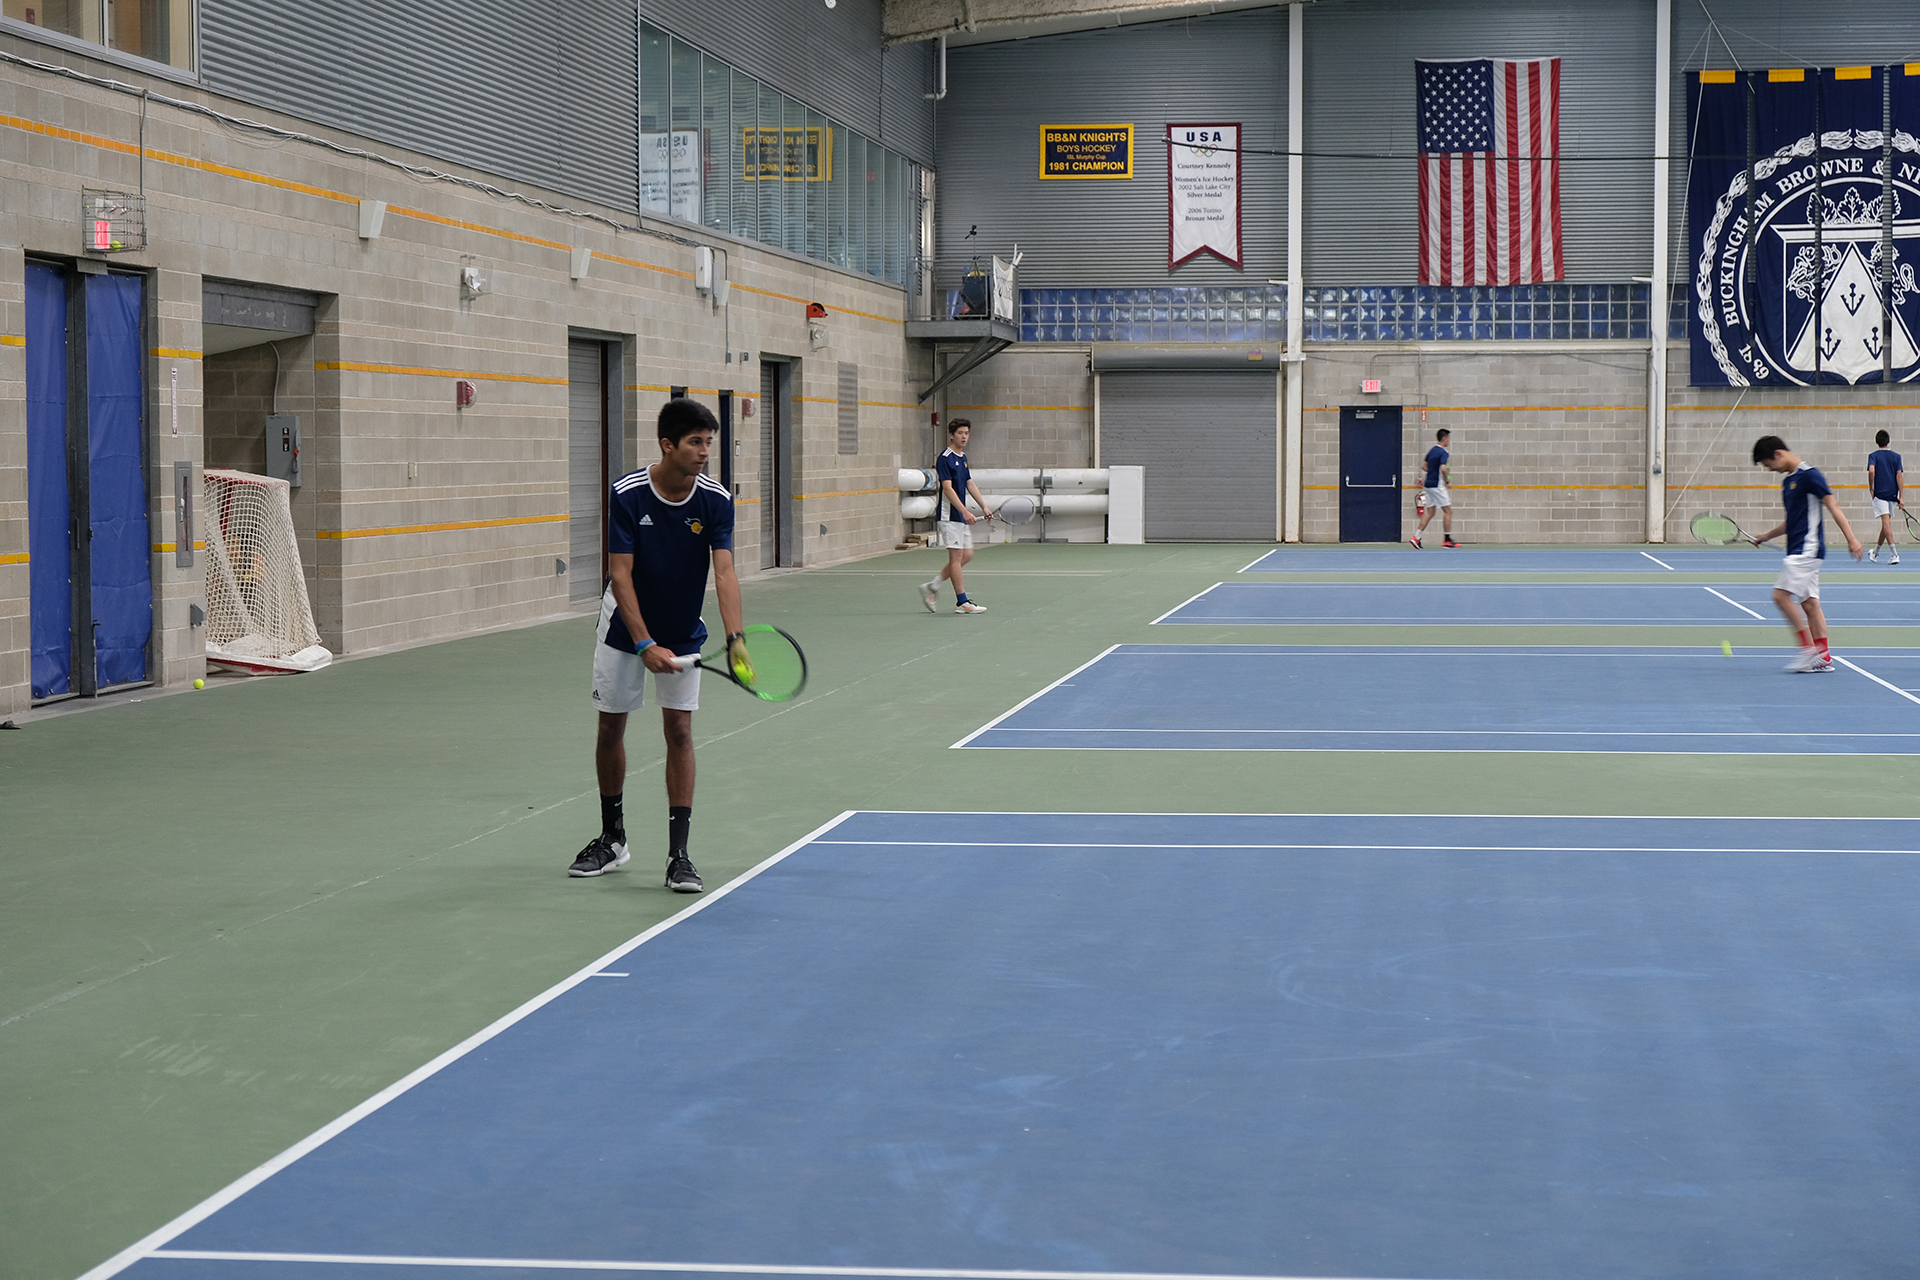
left=203, top=468, right=331, bottom=673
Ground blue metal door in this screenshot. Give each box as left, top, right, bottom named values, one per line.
left=1339, top=406, right=1403, bottom=542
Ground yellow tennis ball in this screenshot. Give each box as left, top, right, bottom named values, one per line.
left=193, top=678, right=204, bottom=689
left=1721, top=641, right=1733, bottom=657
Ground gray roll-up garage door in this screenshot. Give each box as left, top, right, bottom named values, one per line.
left=1098, top=371, right=1277, bottom=541
left=568, top=341, right=608, bottom=604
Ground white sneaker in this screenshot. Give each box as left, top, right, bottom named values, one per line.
left=918, top=580, right=938, bottom=612
left=1785, top=648, right=1829, bottom=673
left=956, top=600, right=987, bottom=614
left=1868, top=547, right=1878, bottom=561
left=1893, top=550, right=1901, bottom=564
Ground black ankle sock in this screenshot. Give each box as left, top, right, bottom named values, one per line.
left=601, top=794, right=624, bottom=842
left=668, top=806, right=692, bottom=858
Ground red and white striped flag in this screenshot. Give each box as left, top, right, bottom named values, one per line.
left=1416, top=57, right=1563, bottom=285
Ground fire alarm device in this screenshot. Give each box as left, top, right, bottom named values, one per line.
left=456, top=379, right=478, bottom=409
left=806, top=302, right=829, bottom=319
left=739, top=397, right=756, bottom=419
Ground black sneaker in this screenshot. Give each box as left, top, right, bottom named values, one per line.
left=665, top=854, right=704, bottom=893
left=568, top=833, right=630, bottom=877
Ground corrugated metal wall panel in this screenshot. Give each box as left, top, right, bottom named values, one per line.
left=882, top=40, right=937, bottom=167
left=642, top=0, right=935, bottom=164
left=1304, top=0, right=1655, bottom=284
left=1098, top=371, right=1277, bottom=541
left=1668, top=0, right=1920, bottom=285
left=201, top=0, right=638, bottom=214
left=934, top=10, right=1289, bottom=289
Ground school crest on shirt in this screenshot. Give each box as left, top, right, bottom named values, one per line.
left=686, top=518, right=703, bottom=534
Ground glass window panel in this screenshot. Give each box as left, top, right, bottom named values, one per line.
left=669, top=39, right=702, bottom=223
left=865, top=136, right=884, bottom=278
left=844, top=133, right=867, bottom=280
left=807, top=109, right=829, bottom=264
left=639, top=24, right=671, bottom=215
left=730, top=69, right=758, bottom=243
left=828, top=124, right=851, bottom=270
left=8, top=0, right=191, bottom=70
left=701, top=55, right=729, bottom=232
left=886, top=149, right=904, bottom=287
left=757, top=81, right=784, bottom=251
left=783, top=94, right=806, bottom=257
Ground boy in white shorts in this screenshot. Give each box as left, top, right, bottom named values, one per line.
left=1866, top=429, right=1902, bottom=563
left=1410, top=428, right=1459, bottom=548
left=573, top=399, right=745, bottom=892
left=1751, top=435, right=1863, bottom=673
left=918, top=418, right=993, bottom=614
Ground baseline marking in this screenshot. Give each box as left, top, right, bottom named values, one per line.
left=1835, top=655, right=1920, bottom=707
left=1642, top=551, right=1677, bottom=570
left=1703, top=586, right=1765, bottom=619
left=76, top=813, right=865, bottom=1280
left=948, top=645, right=1120, bottom=749
left=1148, top=583, right=1223, bottom=626
left=813, top=839, right=1920, bottom=855
left=144, top=1251, right=1409, bottom=1280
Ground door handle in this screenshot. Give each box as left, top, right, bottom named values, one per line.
left=1344, top=475, right=1398, bottom=488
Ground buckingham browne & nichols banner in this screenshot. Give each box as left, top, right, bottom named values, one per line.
left=1689, top=66, right=1920, bottom=387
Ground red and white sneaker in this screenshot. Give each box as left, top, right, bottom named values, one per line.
left=1409, top=533, right=1423, bottom=549
left=1443, top=537, right=1461, bottom=548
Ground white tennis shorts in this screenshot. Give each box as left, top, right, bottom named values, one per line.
left=591, top=590, right=699, bottom=713
left=1775, top=553, right=1822, bottom=603
left=939, top=520, right=973, bottom=550
left=1873, top=497, right=1899, bottom=517
left=1423, top=485, right=1451, bottom=510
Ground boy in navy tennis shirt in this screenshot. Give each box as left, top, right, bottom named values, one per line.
left=1411, top=429, right=1459, bottom=548
left=1866, top=430, right=1903, bottom=563
left=572, top=399, right=745, bottom=891
left=1751, top=435, right=1862, bottom=673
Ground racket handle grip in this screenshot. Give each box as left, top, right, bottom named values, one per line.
left=669, top=652, right=697, bottom=672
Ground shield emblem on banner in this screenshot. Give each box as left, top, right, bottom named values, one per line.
left=1777, top=186, right=1920, bottom=382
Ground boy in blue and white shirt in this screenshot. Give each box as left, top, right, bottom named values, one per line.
left=1866, top=429, right=1903, bottom=563
left=1751, top=435, right=1863, bottom=673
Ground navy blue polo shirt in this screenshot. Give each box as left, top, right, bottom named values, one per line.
left=936, top=447, right=972, bottom=523
left=1868, top=448, right=1902, bottom=500
left=603, top=465, right=735, bottom=654
left=1781, top=465, right=1832, bottom=560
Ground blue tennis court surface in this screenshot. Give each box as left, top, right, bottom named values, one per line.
left=1154, top=580, right=1920, bottom=626
left=1239, top=546, right=1920, bottom=574
left=102, top=811, right=1920, bottom=1280
left=958, top=644, right=1920, bottom=752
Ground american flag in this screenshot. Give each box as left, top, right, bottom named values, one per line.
left=1417, top=57, right=1562, bottom=285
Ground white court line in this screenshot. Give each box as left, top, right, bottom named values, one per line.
left=144, top=1251, right=1411, bottom=1280
left=588, top=972, right=629, bottom=978
left=1703, top=586, right=1765, bottom=619
left=948, top=646, right=1119, bottom=749
left=1237, top=551, right=1277, bottom=573
left=814, top=839, right=1920, bottom=855
left=75, top=812, right=865, bottom=1280
left=1835, top=654, right=1920, bottom=706
left=971, top=726, right=1920, bottom=738
left=849, top=808, right=1920, bottom=822
left=1147, top=582, right=1223, bottom=625
left=1641, top=551, right=1676, bottom=570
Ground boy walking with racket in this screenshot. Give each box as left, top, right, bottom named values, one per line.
left=571, top=399, right=746, bottom=893
left=1410, top=428, right=1459, bottom=548
left=1751, top=435, right=1863, bottom=673
left=1866, top=429, right=1903, bottom=563
left=919, top=418, right=992, bottom=614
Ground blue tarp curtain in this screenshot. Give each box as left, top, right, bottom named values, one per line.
left=26, top=262, right=73, bottom=700
left=85, top=272, right=151, bottom=689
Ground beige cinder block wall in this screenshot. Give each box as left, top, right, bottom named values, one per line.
left=1301, top=345, right=1650, bottom=544
left=940, top=349, right=1096, bottom=470
left=0, top=31, right=921, bottom=708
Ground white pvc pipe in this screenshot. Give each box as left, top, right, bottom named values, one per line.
left=901, top=494, right=937, bottom=518
left=897, top=467, right=937, bottom=491
left=966, top=468, right=1110, bottom=490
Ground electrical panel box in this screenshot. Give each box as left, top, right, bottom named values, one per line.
left=266, top=414, right=301, bottom=487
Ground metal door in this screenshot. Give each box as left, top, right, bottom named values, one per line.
left=566, top=340, right=608, bottom=604
left=1339, top=406, right=1403, bottom=543
left=1097, top=370, right=1278, bottom=541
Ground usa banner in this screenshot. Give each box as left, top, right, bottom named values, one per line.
left=1416, top=58, right=1562, bottom=285
left=1168, top=123, right=1243, bottom=269
left=1689, top=66, right=1920, bottom=386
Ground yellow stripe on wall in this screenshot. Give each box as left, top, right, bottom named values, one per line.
left=151, top=541, right=207, bottom=553
left=317, top=513, right=568, bottom=540
left=318, top=361, right=567, bottom=386
left=152, top=348, right=202, bottom=360
left=947, top=404, right=1087, bottom=412
left=0, top=551, right=28, bottom=566
left=796, top=487, right=899, bottom=501
left=1, top=335, right=24, bottom=348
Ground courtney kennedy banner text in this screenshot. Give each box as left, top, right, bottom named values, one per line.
left=1169, top=124, right=1242, bottom=269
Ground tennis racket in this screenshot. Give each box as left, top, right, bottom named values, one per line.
left=1689, top=511, right=1767, bottom=546
left=669, top=624, right=808, bottom=701
left=1902, top=504, right=1920, bottom=544
left=997, top=495, right=1038, bottom=526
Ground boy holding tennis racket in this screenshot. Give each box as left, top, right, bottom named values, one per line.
left=571, top=399, right=745, bottom=893
left=919, top=418, right=991, bottom=614
left=1411, top=429, right=1459, bottom=549
left=1751, top=435, right=1863, bottom=673
left=1866, top=430, right=1902, bottom=563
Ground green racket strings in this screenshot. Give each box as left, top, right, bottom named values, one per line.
left=734, top=625, right=806, bottom=701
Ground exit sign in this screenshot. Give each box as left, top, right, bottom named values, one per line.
left=1360, top=379, right=1382, bottom=394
